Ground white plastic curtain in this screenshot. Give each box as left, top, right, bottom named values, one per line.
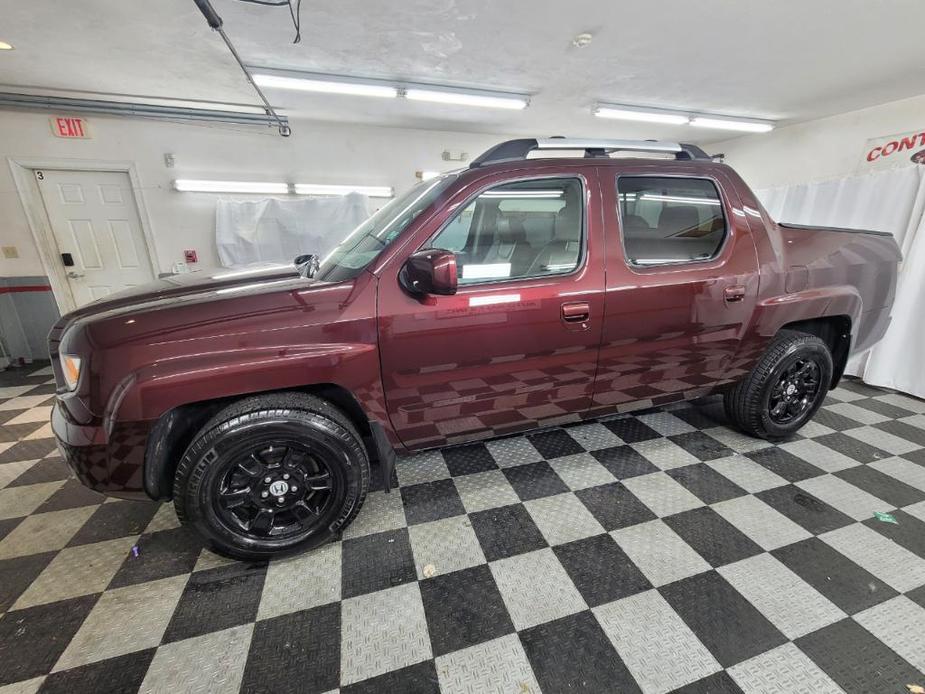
left=756, top=166, right=925, bottom=399
left=215, top=193, right=372, bottom=267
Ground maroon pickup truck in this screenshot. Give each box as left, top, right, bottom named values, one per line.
left=49, top=137, right=900, bottom=559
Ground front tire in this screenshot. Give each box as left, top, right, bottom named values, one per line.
left=724, top=330, right=833, bottom=441
left=173, top=393, right=369, bottom=561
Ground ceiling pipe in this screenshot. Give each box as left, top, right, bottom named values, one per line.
left=192, top=0, right=291, bottom=136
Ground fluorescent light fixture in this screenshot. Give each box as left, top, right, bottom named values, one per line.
left=0, top=41, right=13, bottom=51
left=173, top=179, right=289, bottom=194
left=461, top=263, right=512, bottom=280
left=469, top=293, right=521, bottom=307
left=690, top=116, right=774, bottom=133
left=640, top=194, right=721, bottom=206
left=594, top=105, right=689, bottom=125
left=294, top=183, right=393, bottom=198
left=252, top=73, right=398, bottom=98
left=420, top=171, right=441, bottom=181
left=405, top=88, right=528, bottom=110
left=480, top=190, right=562, bottom=199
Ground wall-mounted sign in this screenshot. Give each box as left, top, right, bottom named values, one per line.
left=863, top=128, right=925, bottom=170
left=50, top=116, right=90, bottom=139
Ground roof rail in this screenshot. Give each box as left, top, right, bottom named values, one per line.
left=470, top=137, right=711, bottom=167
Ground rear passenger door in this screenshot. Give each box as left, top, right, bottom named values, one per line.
left=377, top=171, right=605, bottom=448
left=590, top=167, right=760, bottom=414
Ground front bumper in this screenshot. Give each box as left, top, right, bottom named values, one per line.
left=51, top=402, right=153, bottom=500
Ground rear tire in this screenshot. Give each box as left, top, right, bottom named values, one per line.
left=173, top=393, right=369, bottom=561
left=724, top=330, right=833, bottom=441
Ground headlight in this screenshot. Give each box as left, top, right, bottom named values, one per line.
left=60, top=354, right=82, bottom=391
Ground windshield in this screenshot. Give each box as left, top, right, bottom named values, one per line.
left=314, top=174, right=459, bottom=282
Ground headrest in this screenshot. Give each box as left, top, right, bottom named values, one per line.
left=622, top=213, right=651, bottom=234
left=657, top=205, right=700, bottom=235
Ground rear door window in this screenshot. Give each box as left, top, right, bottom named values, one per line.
left=617, top=176, right=726, bottom=266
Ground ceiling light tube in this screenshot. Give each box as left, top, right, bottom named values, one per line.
left=173, top=179, right=289, bottom=194
left=689, top=116, right=774, bottom=133
left=252, top=73, right=398, bottom=98
left=295, top=183, right=393, bottom=198
left=405, top=88, right=528, bottom=110
left=594, top=105, right=689, bottom=125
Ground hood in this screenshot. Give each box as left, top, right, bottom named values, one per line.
left=65, top=264, right=300, bottom=320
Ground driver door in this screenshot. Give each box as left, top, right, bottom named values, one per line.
left=377, top=169, right=605, bottom=449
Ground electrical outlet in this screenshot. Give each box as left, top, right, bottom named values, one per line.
left=2, top=246, right=18, bottom=259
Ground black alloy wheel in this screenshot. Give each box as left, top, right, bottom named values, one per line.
left=767, top=357, right=822, bottom=425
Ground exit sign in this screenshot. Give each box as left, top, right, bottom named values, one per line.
left=50, top=116, right=90, bottom=139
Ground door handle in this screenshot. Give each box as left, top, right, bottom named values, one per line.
left=723, top=285, right=746, bottom=303
left=561, top=301, right=590, bottom=323
left=67, top=271, right=85, bottom=279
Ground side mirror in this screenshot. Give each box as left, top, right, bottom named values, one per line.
left=294, top=254, right=319, bottom=278
left=400, top=249, right=458, bottom=296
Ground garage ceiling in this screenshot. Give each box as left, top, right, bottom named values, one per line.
left=2, top=0, right=924, bottom=143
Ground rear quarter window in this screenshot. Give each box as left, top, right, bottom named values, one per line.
left=617, top=176, right=727, bottom=266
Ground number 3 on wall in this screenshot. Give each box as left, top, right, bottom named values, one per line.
left=35, top=170, right=45, bottom=181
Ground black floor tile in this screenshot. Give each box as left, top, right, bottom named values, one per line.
left=668, top=432, right=734, bottom=461
left=241, top=603, right=341, bottom=694
left=851, top=397, right=915, bottom=419
left=745, top=447, right=824, bottom=483
left=875, top=419, right=925, bottom=448
left=813, top=408, right=868, bottom=432
left=669, top=670, right=744, bottom=694
left=502, top=461, right=568, bottom=501
left=664, top=507, right=763, bottom=567
left=835, top=466, right=925, bottom=508
left=812, top=432, right=890, bottom=463
left=0, top=595, right=98, bottom=686
left=67, top=500, right=161, bottom=547
left=39, top=648, right=155, bottom=694
left=907, top=583, right=925, bottom=610
left=35, top=479, right=105, bottom=513
left=0, top=422, right=47, bottom=443
left=660, top=571, right=787, bottom=668
left=602, top=417, right=661, bottom=443
left=0, top=439, right=58, bottom=464
left=527, top=429, right=586, bottom=459
left=442, top=443, right=498, bottom=476
left=341, top=528, right=416, bottom=598
left=863, top=510, right=925, bottom=558
left=469, top=504, right=547, bottom=562
left=520, top=610, right=642, bottom=694
left=0, top=517, right=21, bottom=544
left=755, top=485, right=854, bottom=535
left=0, top=551, right=56, bottom=613
left=903, top=447, right=925, bottom=466
left=671, top=406, right=726, bottom=431
left=795, top=618, right=923, bottom=694
left=575, top=482, right=656, bottom=531
left=553, top=533, right=651, bottom=606
left=772, top=537, right=897, bottom=615
left=341, top=661, right=439, bottom=694
left=838, top=378, right=888, bottom=397
left=591, top=445, right=659, bottom=480
left=400, top=478, right=466, bottom=525
left=420, top=564, right=515, bottom=656
left=666, top=464, right=747, bottom=505
left=7, top=458, right=70, bottom=487
left=162, top=563, right=267, bottom=642
left=107, top=526, right=204, bottom=589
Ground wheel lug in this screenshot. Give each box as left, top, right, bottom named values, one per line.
left=283, top=473, right=290, bottom=480
left=277, top=496, right=285, bottom=504
left=264, top=476, right=272, bottom=483
left=291, top=485, right=298, bottom=492
left=261, top=491, right=268, bottom=498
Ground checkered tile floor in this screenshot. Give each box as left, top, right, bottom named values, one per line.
left=2, top=363, right=925, bottom=693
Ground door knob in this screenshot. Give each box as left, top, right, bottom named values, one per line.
left=67, top=271, right=85, bottom=279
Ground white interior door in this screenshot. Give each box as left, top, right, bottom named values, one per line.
left=36, top=169, right=155, bottom=307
